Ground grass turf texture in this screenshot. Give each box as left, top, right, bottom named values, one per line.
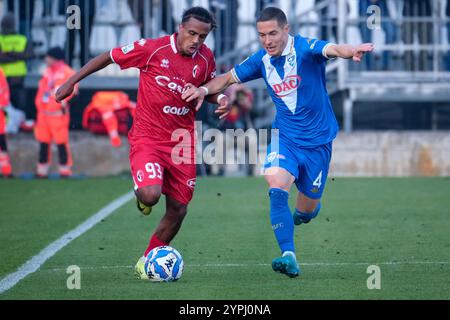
left=0, top=177, right=449, bottom=299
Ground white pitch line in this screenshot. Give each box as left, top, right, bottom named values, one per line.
left=41, top=260, right=450, bottom=272
left=197, top=261, right=450, bottom=267
left=0, top=191, right=134, bottom=294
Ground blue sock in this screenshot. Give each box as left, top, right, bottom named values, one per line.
left=294, top=202, right=321, bottom=223
left=269, top=188, right=295, bottom=254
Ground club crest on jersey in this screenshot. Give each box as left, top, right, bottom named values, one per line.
left=311, top=187, right=320, bottom=194
left=161, top=59, right=170, bottom=68
left=138, top=39, right=146, bottom=46
left=272, top=75, right=301, bottom=98
left=309, top=39, right=318, bottom=50
left=137, top=170, right=144, bottom=182
left=187, top=178, right=196, bottom=189
left=193, top=65, right=199, bottom=78
left=287, top=55, right=296, bottom=67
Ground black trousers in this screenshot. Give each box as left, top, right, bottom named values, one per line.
left=7, top=77, right=29, bottom=116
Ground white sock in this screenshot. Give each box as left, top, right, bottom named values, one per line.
left=282, top=251, right=297, bottom=261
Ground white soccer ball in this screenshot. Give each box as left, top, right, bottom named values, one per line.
left=144, top=246, right=184, bottom=282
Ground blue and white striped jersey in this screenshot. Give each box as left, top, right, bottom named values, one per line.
left=232, top=34, right=339, bottom=147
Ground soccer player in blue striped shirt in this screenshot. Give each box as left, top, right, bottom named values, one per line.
left=183, top=7, right=373, bottom=278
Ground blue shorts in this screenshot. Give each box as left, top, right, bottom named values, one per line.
left=264, top=138, right=333, bottom=199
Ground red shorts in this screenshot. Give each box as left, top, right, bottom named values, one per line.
left=130, top=143, right=196, bottom=205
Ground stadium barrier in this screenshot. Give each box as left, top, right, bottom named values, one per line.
left=330, top=131, right=450, bottom=177
left=7, top=131, right=450, bottom=177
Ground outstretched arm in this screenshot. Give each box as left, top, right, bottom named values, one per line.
left=182, top=71, right=237, bottom=112
left=326, top=43, right=374, bottom=62
left=55, top=52, right=113, bottom=102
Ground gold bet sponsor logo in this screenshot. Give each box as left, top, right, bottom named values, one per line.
left=163, top=105, right=190, bottom=116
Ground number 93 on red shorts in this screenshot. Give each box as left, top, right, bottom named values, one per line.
left=130, top=143, right=197, bottom=205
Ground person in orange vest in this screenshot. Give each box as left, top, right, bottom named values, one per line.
left=0, top=67, right=12, bottom=177
left=34, top=47, right=77, bottom=178
left=82, top=91, right=136, bottom=148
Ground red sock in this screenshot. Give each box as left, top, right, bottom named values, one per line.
left=144, top=234, right=169, bottom=257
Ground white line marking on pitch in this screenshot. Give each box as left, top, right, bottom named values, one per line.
left=0, top=191, right=134, bottom=294
left=41, top=260, right=450, bottom=272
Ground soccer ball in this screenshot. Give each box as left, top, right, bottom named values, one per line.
left=144, top=246, right=184, bottom=282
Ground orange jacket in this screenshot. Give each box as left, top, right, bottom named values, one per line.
left=35, top=61, right=76, bottom=113
left=0, top=68, right=10, bottom=108
left=82, top=91, right=135, bottom=128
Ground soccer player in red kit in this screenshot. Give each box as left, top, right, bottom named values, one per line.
left=56, top=7, right=230, bottom=279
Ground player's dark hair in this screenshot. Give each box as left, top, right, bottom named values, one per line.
left=257, top=7, right=288, bottom=28
left=182, top=7, right=217, bottom=31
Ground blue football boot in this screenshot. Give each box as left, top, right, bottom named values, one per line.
left=272, top=252, right=300, bottom=278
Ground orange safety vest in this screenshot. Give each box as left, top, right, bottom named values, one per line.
left=35, top=61, right=76, bottom=115
left=0, top=68, right=10, bottom=108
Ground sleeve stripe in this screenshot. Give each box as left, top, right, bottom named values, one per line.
left=197, top=51, right=209, bottom=83
left=322, top=43, right=336, bottom=60
left=231, top=68, right=241, bottom=83
left=109, top=49, right=116, bottom=64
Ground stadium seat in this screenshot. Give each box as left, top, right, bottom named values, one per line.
left=296, top=0, right=315, bottom=15
left=89, top=0, right=119, bottom=57
left=371, top=28, right=386, bottom=57
left=89, top=24, right=117, bottom=57
left=192, top=0, right=211, bottom=12
left=31, top=27, right=48, bottom=56
left=195, top=0, right=215, bottom=50
left=116, top=0, right=136, bottom=25
left=47, top=0, right=67, bottom=49
left=346, top=0, right=363, bottom=45
left=115, top=0, right=142, bottom=76
left=236, top=0, right=258, bottom=51
left=278, top=0, right=291, bottom=14
left=295, top=0, right=319, bottom=39
left=30, top=0, right=48, bottom=56
left=119, top=24, right=142, bottom=47
left=49, top=25, right=67, bottom=49
left=171, top=0, right=188, bottom=26
left=94, top=0, right=119, bottom=24
left=89, top=0, right=120, bottom=59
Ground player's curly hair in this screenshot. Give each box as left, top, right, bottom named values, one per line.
left=182, top=7, right=217, bottom=31
left=257, top=6, right=288, bottom=28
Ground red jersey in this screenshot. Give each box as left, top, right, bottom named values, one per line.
left=110, top=34, right=216, bottom=147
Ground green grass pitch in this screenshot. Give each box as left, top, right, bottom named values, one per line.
left=0, top=176, right=449, bottom=300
